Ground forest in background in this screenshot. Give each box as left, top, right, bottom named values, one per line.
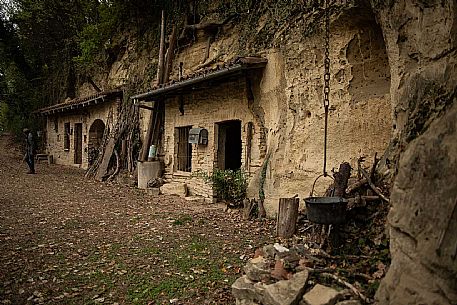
left=0, top=0, right=169, bottom=134
left=0, top=0, right=315, bottom=135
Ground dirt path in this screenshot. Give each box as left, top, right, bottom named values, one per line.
left=0, top=134, right=275, bottom=305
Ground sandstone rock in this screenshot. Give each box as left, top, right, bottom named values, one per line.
left=301, top=284, right=343, bottom=305
left=244, top=256, right=271, bottom=282
left=273, top=243, right=289, bottom=253
left=277, top=251, right=301, bottom=267
left=236, top=299, right=260, bottom=305
left=184, top=196, right=204, bottom=203
left=335, top=301, right=361, bottom=305
left=232, top=276, right=258, bottom=301
left=160, top=183, right=188, bottom=197
left=373, top=2, right=457, bottom=303
left=259, top=270, right=309, bottom=305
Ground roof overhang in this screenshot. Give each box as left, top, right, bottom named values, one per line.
left=35, top=90, right=122, bottom=116
left=131, top=57, right=267, bottom=101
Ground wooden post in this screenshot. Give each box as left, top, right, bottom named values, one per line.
left=276, top=197, right=299, bottom=238
left=140, top=101, right=159, bottom=162
left=163, top=25, right=178, bottom=84
left=333, top=162, right=351, bottom=197
left=141, top=11, right=167, bottom=162
left=156, top=10, right=166, bottom=85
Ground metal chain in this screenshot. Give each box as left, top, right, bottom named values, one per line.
left=323, top=0, right=331, bottom=176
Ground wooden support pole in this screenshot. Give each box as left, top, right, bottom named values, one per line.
left=156, top=10, right=166, bottom=85
left=163, top=25, right=178, bottom=84
left=139, top=101, right=158, bottom=162
left=141, top=11, right=167, bottom=162
left=151, top=101, right=162, bottom=147
left=276, top=197, right=300, bottom=238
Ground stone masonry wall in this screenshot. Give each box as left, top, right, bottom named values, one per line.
left=162, top=79, right=263, bottom=201
left=45, top=101, right=118, bottom=170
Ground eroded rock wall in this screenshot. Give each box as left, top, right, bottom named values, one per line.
left=84, top=3, right=393, bottom=215
left=252, top=7, right=392, bottom=213
left=371, top=0, right=457, bottom=304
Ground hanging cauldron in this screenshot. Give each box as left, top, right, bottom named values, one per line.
left=304, top=196, right=348, bottom=225
left=304, top=174, right=348, bottom=225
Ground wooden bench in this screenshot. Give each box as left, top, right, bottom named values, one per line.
left=36, top=154, right=53, bottom=164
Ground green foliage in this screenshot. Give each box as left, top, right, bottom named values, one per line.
left=73, top=1, right=123, bottom=73
left=197, top=169, right=247, bottom=207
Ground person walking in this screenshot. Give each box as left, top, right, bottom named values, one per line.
left=23, top=128, right=35, bottom=174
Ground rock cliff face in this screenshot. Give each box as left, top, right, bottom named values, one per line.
left=78, top=0, right=457, bottom=302
left=371, top=0, right=457, bottom=304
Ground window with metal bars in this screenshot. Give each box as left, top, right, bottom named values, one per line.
left=176, top=126, right=192, bottom=172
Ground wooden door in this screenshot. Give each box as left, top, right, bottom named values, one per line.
left=74, top=123, right=83, bottom=164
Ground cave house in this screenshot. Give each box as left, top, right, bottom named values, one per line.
left=36, top=90, right=122, bottom=169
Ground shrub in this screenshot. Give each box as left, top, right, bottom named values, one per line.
left=198, top=169, right=247, bottom=207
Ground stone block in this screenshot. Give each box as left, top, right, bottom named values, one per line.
left=259, top=270, right=309, bottom=305
left=184, top=196, right=204, bottom=203
left=301, top=284, right=343, bottom=305
left=244, top=256, right=271, bottom=282
left=160, top=182, right=188, bottom=197
left=232, top=275, right=258, bottom=301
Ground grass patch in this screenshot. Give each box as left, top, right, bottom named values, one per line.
left=125, top=234, right=236, bottom=304
left=172, top=215, right=193, bottom=226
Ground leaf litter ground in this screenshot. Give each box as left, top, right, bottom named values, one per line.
left=0, top=134, right=276, bottom=305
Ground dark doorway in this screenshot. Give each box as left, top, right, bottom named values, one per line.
left=88, top=119, right=105, bottom=166
left=74, top=123, right=83, bottom=164
left=216, top=120, right=242, bottom=170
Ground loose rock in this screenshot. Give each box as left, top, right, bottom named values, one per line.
left=301, top=284, right=343, bottom=305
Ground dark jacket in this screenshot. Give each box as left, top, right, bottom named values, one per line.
left=25, top=132, right=35, bottom=156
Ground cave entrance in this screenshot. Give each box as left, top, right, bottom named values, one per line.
left=216, top=120, right=242, bottom=171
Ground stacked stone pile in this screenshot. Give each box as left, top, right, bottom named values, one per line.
left=232, top=243, right=363, bottom=305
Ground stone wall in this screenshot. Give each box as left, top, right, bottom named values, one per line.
left=45, top=101, right=119, bottom=170
left=162, top=78, right=264, bottom=201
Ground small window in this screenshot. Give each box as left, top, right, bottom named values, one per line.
left=176, top=126, right=192, bottom=172
left=53, top=117, right=58, bottom=132
left=64, top=122, right=70, bottom=150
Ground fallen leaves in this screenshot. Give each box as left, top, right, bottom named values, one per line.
left=0, top=135, right=275, bottom=305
